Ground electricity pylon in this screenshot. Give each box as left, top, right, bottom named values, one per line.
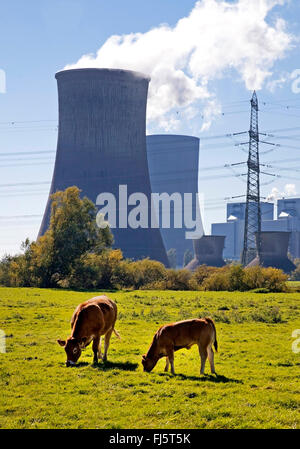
left=241, top=91, right=261, bottom=266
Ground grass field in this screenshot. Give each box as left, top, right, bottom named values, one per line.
left=0, top=287, right=299, bottom=429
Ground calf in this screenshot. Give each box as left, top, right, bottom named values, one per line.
left=142, top=318, right=217, bottom=375
left=57, top=295, right=120, bottom=366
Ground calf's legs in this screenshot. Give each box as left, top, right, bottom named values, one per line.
left=164, top=357, right=169, bottom=372
left=103, top=328, right=113, bottom=362
left=207, top=345, right=216, bottom=374
left=198, top=345, right=208, bottom=375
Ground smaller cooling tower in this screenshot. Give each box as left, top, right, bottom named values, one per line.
left=246, top=231, right=296, bottom=274
left=185, top=235, right=226, bottom=271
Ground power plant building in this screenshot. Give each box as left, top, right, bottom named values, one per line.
left=212, top=202, right=274, bottom=260
left=212, top=199, right=300, bottom=260
left=185, top=235, right=226, bottom=271
left=146, top=135, right=201, bottom=267
left=38, top=68, right=169, bottom=266
left=246, top=231, right=296, bottom=274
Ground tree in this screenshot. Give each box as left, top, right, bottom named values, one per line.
left=19, top=186, right=113, bottom=287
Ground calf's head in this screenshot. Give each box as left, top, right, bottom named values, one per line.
left=142, top=354, right=158, bottom=373
left=57, top=336, right=87, bottom=366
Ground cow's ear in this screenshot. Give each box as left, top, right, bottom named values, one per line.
left=57, top=339, right=66, bottom=347
left=142, top=354, right=146, bottom=361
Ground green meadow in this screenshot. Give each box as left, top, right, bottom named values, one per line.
left=0, top=287, right=299, bottom=429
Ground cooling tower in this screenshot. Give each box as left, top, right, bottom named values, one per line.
left=146, top=135, right=200, bottom=267
left=246, top=231, right=296, bottom=273
left=38, top=68, right=169, bottom=265
left=185, top=235, right=226, bottom=271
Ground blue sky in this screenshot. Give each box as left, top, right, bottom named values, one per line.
left=1, top=0, right=300, bottom=257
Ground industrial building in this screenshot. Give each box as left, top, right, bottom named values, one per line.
left=212, top=199, right=300, bottom=260
left=146, top=134, right=200, bottom=267
left=246, top=231, right=296, bottom=274
left=185, top=235, right=226, bottom=271
left=38, top=68, right=169, bottom=265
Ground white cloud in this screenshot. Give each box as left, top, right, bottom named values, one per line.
left=65, top=0, right=293, bottom=131
left=267, top=183, right=297, bottom=202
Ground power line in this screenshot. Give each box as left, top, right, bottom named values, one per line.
left=0, top=181, right=50, bottom=189
left=0, top=150, right=55, bottom=157
left=0, top=120, right=57, bottom=125
left=0, top=214, right=42, bottom=220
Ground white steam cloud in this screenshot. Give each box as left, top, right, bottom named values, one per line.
left=65, top=0, right=293, bottom=131
left=267, top=184, right=297, bottom=202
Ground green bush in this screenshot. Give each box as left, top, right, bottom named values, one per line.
left=164, top=269, right=193, bottom=290
left=200, top=264, right=287, bottom=293
left=201, top=268, right=231, bottom=291
left=190, top=265, right=219, bottom=285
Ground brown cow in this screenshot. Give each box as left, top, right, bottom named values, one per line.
left=142, top=318, right=217, bottom=375
left=57, top=295, right=120, bottom=366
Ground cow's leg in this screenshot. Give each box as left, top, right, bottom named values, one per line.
left=103, top=329, right=113, bottom=362
left=164, top=357, right=170, bottom=372
left=92, top=335, right=100, bottom=364
left=198, top=345, right=208, bottom=375
left=207, top=345, right=216, bottom=374
left=166, top=349, right=175, bottom=375
left=98, top=337, right=103, bottom=360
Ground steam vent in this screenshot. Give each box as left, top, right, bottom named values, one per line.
left=246, top=231, right=296, bottom=274
left=185, top=235, right=226, bottom=271
left=146, top=135, right=200, bottom=267
left=38, top=68, right=169, bottom=265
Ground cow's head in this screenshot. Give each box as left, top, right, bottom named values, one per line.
left=57, top=336, right=87, bottom=366
left=141, top=354, right=158, bottom=373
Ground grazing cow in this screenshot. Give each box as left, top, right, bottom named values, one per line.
left=57, top=295, right=120, bottom=367
left=142, top=318, right=217, bottom=375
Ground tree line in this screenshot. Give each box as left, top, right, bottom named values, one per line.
left=0, top=187, right=288, bottom=292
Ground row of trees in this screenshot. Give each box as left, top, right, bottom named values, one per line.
left=0, top=187, right=288, bottom=292
left=0, top=187, right=113, bottom=288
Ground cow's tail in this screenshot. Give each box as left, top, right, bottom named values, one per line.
left=205, top=317, right=218, bottom=352
left=113, top=328, right=121, bottom=340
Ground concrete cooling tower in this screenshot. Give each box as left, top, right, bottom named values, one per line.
left=246, top=231, right=296, bottom=274
left=146, top=135, right=200, bottom=267
left=185, top=235, right=226, bottom=271
left=38, top=68, right=169, bottom=265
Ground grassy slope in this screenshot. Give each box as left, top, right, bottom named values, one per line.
left=0, top=287, right=299, bottom=429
